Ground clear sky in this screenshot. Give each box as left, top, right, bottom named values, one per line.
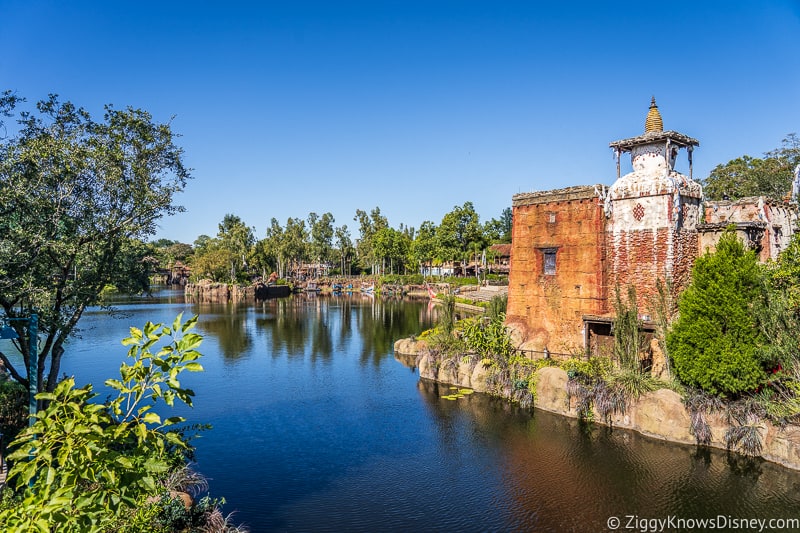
left=3, top=1, right=799, bottom=244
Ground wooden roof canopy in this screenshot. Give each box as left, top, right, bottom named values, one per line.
left=609, top=97, right=699, bottom=152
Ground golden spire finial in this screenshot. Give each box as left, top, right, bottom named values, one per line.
left=645, top=96, right=663, bottom=133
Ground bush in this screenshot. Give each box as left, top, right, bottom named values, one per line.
left=0, top=314, right=246, bottom=532
left=667, top=231, right=769, bottom=397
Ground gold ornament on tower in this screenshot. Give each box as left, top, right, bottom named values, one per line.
left=645, top=96, right=663, bottom=133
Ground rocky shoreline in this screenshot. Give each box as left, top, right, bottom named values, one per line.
left=394, top=337, right=800, bottom=472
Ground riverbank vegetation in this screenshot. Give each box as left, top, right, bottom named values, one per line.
left=0, top=314, right=246, bottom=532
left=420, top=228, right=800, bottom=459
left=151, top=202, right=511, bottom=285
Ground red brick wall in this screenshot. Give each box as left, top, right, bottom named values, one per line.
left=508, top=188, right=607, bottom=352
left=605, top=227, right=697, bottom=314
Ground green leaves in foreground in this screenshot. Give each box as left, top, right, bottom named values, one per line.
left=0, top=314, right=204, bottom=533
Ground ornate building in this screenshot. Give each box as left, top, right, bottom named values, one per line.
left=506, top=99, right=798, bottom=356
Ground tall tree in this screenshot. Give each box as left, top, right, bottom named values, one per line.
left=436, top=202, right=485, bottom=265
left=282, top=217, right=308, bottom=277
left=0, top=93, right=189, bottom=393
left=334, top=224, right=353, bottom=276
left=217, top=213, right=255, bottom=283
left=411, top=220, right=439, bottom=274
left=264, top=218, right=286, bottom=278
left=483, top=207, right=512, bottom=244
left=353, top=207, right=388, bottom=274
left=309, top=212, right=335, bottom=276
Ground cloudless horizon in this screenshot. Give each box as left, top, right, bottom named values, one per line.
left=3, top=1, right=800, bottom=244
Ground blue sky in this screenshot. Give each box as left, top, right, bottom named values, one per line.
left=3, top=1, right=799, bottom=244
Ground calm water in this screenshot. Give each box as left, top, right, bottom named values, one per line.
left=12, top=288, right=800, bottom=531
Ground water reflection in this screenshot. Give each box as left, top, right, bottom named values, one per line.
left=242, top=294, right=435, bottom=366
left=415, top=379, right=800, bottom=532
left=57, top=289, right=800, bottom=532
left=198, top=304, right=253, bottom=360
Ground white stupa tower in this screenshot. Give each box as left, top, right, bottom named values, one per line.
left=605, top=98, right=703, bottom=304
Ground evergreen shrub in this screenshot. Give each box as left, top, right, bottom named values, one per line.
left=667, top=231, right=769, bottom=397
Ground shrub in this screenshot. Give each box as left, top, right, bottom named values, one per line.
left=667, top=231, right=769, bottom=397
left=0, top=314, right=238, bottom=532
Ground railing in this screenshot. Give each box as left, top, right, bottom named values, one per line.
left=513, top=347, right=581, bottom=362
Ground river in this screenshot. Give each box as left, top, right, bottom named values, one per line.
left=13, top=287, right=800, bottom=531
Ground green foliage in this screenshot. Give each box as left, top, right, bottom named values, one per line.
left=702, top=133, right=799, bottom=200
left=436, top=202, right=485, bottom=263
left=483, top=207, right=512, bottom=244
left=461, top=315, right=514, bottom=358
left=0, top=93, right=189, bottom=394
left=647, top=278, right=676, bottom=378
left=486, top=293, right=508, bottom=321
left=560, top=356, right=613, bottom=382
left=607, top=369, right=659, bottom=400
left=437, top=294, right=457, bottom=336
left=217, top=214, right=256, bottom=283
left=612, top=285, right=645, bottom=372
left=0, top=375, right=27, bottom=446
left=667, top=231, right=769, bottom=397
left=767, top=230, right=800, bottom=318
left=0, top=314, right=205, bottom=532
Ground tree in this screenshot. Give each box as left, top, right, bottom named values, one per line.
left=217, top=214, right=255, bottom=283
left=411, top=220, right=438, bottom=275
left=309, top=212, right=335, bottom=276
left=264, top=218, right=286, bottom=278
left=189, top=238, right=232, bottom=282
left=373, top=227, right=408, bottom=275
left=282, top=217, right=308, bottom=277
left=702, top=133, right=799, bottom=200
left=667, top=231, right=770, bottom=397
left=0, top=93, right=189, bottom=394
left=436, top=202, right=485, bottom=266
left=483, top=207, right=512, bottom=244
left=353, top=207, right=388, bottom=274
left=334, top=224, right=353, bottom=276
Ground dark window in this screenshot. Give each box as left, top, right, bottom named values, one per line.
left=543, top=248, right=557, bottom=275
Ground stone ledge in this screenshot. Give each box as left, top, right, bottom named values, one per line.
left=414, top=356, right=800, bottom=471
left=513, top=185, right=601, bottom=206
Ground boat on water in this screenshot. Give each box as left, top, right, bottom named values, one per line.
left=360, top=284, right=374, bottom=293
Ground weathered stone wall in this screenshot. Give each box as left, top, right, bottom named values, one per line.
left=185, top=280, right=254, bottom=302
left=397, top=337, right=800, bottom=472
left=508, top=186, right=607, bottom=351
left=703, top=198, right=799, bottom=260
left=605, top=226, right=698, bottom=311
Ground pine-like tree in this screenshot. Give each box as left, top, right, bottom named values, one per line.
left=667, top=230, right=768, bottom=397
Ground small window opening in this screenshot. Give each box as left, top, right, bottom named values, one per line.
left=543, top=248, right=557, bottom=275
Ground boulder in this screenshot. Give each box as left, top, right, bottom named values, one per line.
left=633, top=389, right=693, bottom=443
left=418, top=355, right=435, bottom=381
left=394, top=337, right=426, bottom=356
left=437, top=359, right=459, bottom=386
left=764, top=424, right=800, bottom=469
left=457, top=359, right=473, bottom=388
left=471, top=363, right=489, bottom=393
left=535, top=367, right=570, bottom=414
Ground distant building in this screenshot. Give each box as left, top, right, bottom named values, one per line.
left=506, top=98, right=798, bottom=356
